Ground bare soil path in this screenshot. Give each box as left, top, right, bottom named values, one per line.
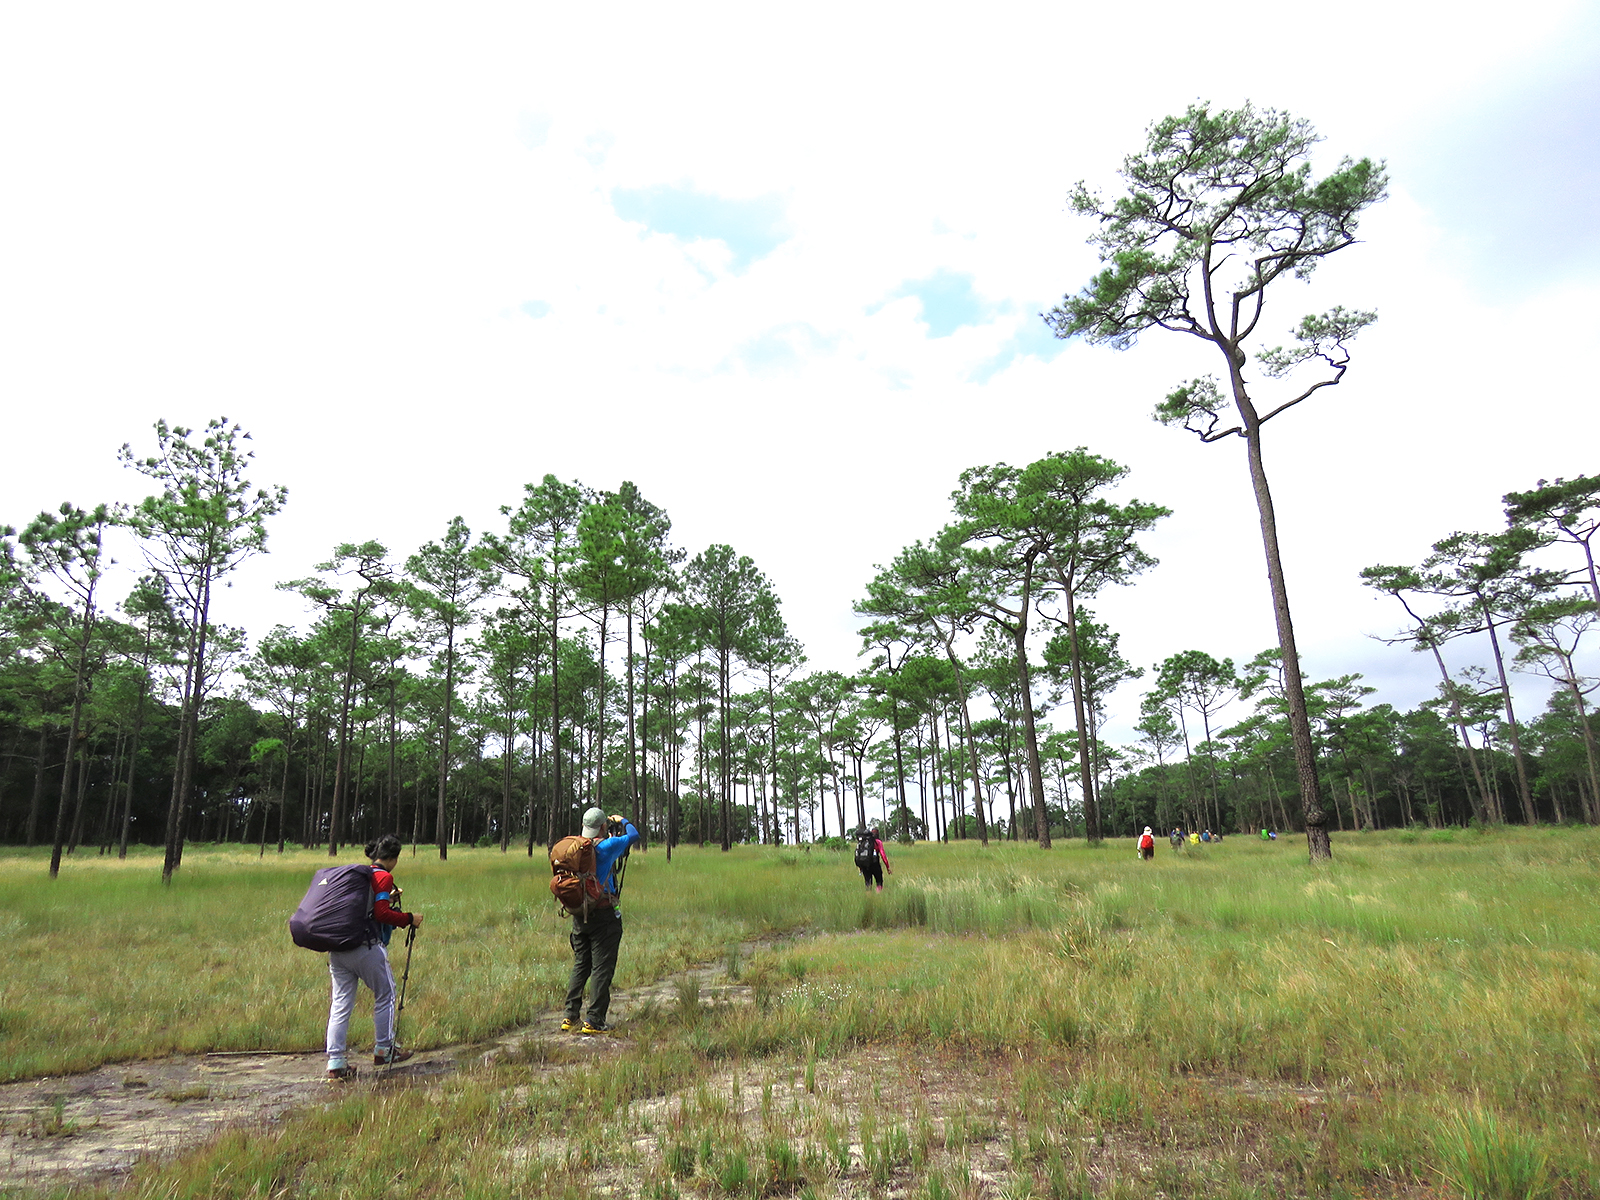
left=0, top=943, right=764, bottom=1193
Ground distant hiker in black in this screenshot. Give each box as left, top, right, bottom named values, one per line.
left=854, top=826, right=892, bottom=891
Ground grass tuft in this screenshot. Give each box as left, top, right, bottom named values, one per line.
left=1433, top=1105, right=1552, bottom=1200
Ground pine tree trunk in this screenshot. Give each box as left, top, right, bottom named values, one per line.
left=1482, top=612, right=1536, bottom=824
left=527, top=720, right=541, bottom=857
left=595, top=601, right=609, bottom=810
left=934, top=622, right=988, bottom=845
left=437, top=620, right=455, bottom=860
left=1565, top=677, right=1600, bottom=824
left=1008, top=559, right=1052, bottom=849
left=26, top=726, right=49, bottom=847
left=768, top=664, right=781, bottom=847
left=1422, top=636, right=1493, bottom=821
left=272, top=735, right=291, bottom=856
left=548, top=576, right=562, bottom=852
left=119, top=664, right=148, bottom=859
left=387, top=681, right=399, bottom=836
left=1237, top=413, right=1328, bottom=860
left=502, top=703, right=513, bottom=852
left=164, top=570, right=212, bottom=883
left=67, top=746, right=92, bottom=854
left=51, top=601, right=96, bottom=879
left=626, top=605, right=642, bottom=844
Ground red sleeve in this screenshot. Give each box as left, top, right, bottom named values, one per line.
left=875, top=839, right=891, bottom=870
left=371, top=868, right=413, bottom=928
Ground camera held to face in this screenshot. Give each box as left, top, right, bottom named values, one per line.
left=606, top=815, right=626, bottom=838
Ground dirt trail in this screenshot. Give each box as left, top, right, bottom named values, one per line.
left=0, top=945, right=764, bottom=1192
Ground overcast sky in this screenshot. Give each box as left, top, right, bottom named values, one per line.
left=3, top=2, right=1597, bottom=742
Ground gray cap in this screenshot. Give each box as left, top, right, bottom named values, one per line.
left=582, top=807, right=606, bottom=837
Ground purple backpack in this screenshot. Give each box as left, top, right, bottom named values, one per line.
left=289, top=864, right=378, bottom=952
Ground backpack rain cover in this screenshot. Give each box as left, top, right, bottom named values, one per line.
left=289, top=864, right=378, bottom=952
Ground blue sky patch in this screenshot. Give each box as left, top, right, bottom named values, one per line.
left=890, top=270, right=990, bottom=338
left=612, top=185, right=789, bottom=272
left=969, top=311, right=1070, bottom=383
left=520, top=300, right=551, bottom=319
left=734, top=323, right=833, bottom=374
left=516, top=113, right=550, bottom=150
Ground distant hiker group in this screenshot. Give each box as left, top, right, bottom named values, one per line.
left=1137, top=826, right=1231, bottom=860
left=288, top=812, right=1294, bottom=1080
left=291, top=811, right=921, bottom=1081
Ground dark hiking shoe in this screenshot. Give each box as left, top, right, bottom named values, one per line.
left=580, top=1021, right=612, bottom=1036
left=375, top=1047, right=414, bottom=1066
left=327, top=1065, right=358, bottom=1082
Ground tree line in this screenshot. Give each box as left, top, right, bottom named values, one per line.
left=2, top=415, right=1594, bottom=881
left=3, top=104, right=1592, bottom=872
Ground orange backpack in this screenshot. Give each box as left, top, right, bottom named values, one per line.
left=549, top=835, right=612, bottom=918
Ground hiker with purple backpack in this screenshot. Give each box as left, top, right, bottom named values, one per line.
left=289, top=833, right=423, bottom=1081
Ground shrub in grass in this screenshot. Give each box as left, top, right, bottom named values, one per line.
left=664, top=1140, right=696, bottom=1179
left=820, top=1114, right=851, bottom=1175
left=675, top=974, right=703, bottom=1025
left=1432, top=1106, right=1551, bottom=1200
left=863, top=1121, right=911, bottom=1186
left=1071, top=1075, right=1136, bottom=1124
left=765, top=1137, right=801, bottom=1188
left=1041, top=1148, right=1093, bottom=1200
left=716, top=1147, right=751, bottom=1194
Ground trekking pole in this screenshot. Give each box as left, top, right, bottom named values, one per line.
left=396, top=924, right=416, bottom=1014
left=386, top=924, right=417, bottom=1069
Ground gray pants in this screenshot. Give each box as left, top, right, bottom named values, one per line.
left=326, top=941, right=395, bottom=1067
left=566, top=907, right=623, bottom=1027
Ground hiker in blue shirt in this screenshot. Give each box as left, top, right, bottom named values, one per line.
left=563, top=807, right=640, bottom=1035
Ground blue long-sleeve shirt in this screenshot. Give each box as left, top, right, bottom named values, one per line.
left=594, top=822, right=640, bottom=899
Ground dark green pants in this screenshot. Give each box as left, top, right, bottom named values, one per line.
left=565, top=906, right=623, bottom=1026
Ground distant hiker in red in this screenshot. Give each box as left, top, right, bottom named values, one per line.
left=1138, top=827, right=1155, bottom=861
left=854, top=826, right=893, bottom=891
left=325, top=834, right=422, bottom=1081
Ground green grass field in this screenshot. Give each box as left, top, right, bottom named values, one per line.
left=3, top=827, right=1598, bottom=1198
